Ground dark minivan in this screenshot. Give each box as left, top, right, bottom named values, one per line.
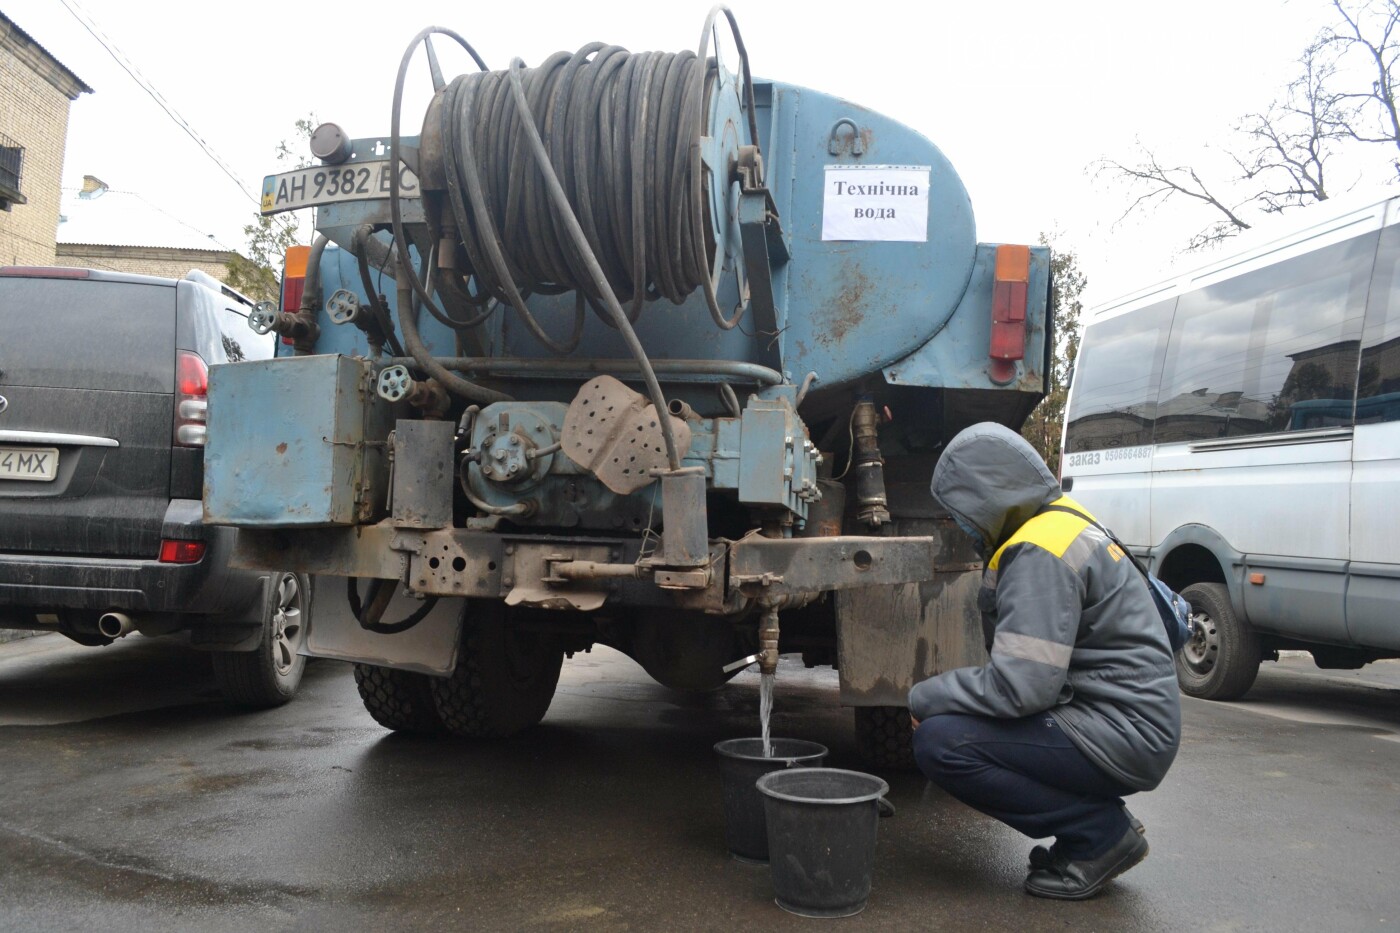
left=0, top=266, right=310, bottom=707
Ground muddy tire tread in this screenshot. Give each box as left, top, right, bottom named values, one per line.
left=354, top=664, right=446, bottom=734
left=854, top=705, right=917, bottom=771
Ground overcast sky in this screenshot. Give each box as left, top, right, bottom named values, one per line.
left=7, top=0, right=1353, bottom=306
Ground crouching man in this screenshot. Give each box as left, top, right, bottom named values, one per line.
left=908, top=423, right=1180, bottom=900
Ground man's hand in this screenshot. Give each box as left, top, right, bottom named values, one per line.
left=909, top=713, right=920, bottom=730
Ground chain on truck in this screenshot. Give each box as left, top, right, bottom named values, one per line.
left=205, top=8, right=1052, bottom=765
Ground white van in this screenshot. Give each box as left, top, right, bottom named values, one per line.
left=1062, top=196, right=1400, bottom=700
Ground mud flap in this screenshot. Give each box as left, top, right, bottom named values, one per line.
left=835, top=572, right=986, bottom=706
left=303, top=576, right=462, bottom=676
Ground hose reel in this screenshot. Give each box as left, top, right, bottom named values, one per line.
left=391, top=7, right=767, bottom=353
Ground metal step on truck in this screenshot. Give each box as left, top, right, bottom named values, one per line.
left=203, top=9, right=1051, bottom=766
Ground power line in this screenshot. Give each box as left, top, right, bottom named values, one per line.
left=55, top=0, right=300, bottom=241
left=57, top=0, right=256, bottom=203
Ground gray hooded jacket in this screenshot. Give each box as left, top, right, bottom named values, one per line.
left=907, top=423, right=1180, bottom=791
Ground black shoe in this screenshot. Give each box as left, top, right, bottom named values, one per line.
left=1027, top=808, right=1144, bottom=871
left=1024, top=825, right=1150, bottom=900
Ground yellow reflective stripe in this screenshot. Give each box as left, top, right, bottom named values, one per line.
left=988, top=496, right=1097, bottom=570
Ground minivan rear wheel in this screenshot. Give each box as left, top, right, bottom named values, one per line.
left=213, top=572, right=309, bottom=709
left=1176, top=582, right=1260, bottom=701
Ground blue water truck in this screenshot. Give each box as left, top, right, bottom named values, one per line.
left=203, top=11, right=1051, bottom=764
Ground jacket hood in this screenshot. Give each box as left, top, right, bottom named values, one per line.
left=930, top=423, right=1061, bottom=551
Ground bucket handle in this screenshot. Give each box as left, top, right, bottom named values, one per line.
left=877, top=797, right=896, bottom=819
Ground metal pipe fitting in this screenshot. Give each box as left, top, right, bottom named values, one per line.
left=758, top=605, right=781, bottom=676
left=394, top=260, right=510, bottom=405
left=548, top=561, right=644, bottom=581
left=97, top=612, right=135, bottom=639
left=387, top=356, right=784, bottom=387
left=851, top=399, right=890, bottom=529
left=376, top=365, right=450, bottom=418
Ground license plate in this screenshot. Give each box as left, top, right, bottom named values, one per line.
left=260, top=160, right=421, bottom=215
left=0, top=446, right=59, bottom=482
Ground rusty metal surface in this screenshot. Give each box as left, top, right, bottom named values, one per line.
left=390, top=419, right=455, bottom=529
left=728, top=534, right=939, bottom=600
left=504, top=543, right=613, bottom=611
left=835, top=518, right=986, bottom=705
left=561, top=376, right=691, bottom=495
left=395, top=528, right=504, bottom=597
left=657, top=470, right=708, bottom=569
left=231, top=523, right=735, bottom=611
left=235, top=520, right=946, bottom=621
left=836, top=571, right=986, bottom=706
left=205, top=355, right=397, bottom=528
left=230, top=524, right=406, bottom=580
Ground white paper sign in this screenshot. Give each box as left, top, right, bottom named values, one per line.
left=822, top=165, right=930, bottom=242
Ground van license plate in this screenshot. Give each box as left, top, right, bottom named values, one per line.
left=0, top=447, right=59, bottom=482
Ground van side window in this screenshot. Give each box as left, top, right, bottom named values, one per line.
left=1154, top=232, right=1375, bottom=441
left=219, top=305, right=274, bottom=362
left=1358, top=224, right=1400, bottom=423
left=1064, top=299, right=1174, bottom=452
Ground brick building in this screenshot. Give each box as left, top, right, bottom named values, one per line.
left=0, top=10, right=91, bottom=266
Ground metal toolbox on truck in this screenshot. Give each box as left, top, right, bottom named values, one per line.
left=204, top=354, right=395, bottom=527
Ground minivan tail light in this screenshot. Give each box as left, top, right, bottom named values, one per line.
left=175, top=351, right=209, bottom=447
left=158, top=539, right=206, bottom=564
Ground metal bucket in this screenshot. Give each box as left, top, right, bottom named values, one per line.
left=714, top=738, right=827, bottom=863
left=756, top=768, right=894, bottom=918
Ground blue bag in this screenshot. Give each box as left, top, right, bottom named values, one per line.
left=1142, top=572, right=1192, bottom=653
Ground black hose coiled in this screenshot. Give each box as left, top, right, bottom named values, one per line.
left=387, top=9, right=757, bottom=462
left=434, top=38, right=753, bottom=345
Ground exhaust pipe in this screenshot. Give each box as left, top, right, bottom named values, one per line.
left=97, top=612, right=136, bottom=639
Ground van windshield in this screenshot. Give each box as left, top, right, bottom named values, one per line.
left=0, top=278, right=175, bottom=393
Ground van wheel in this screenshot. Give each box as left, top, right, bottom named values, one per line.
left=1176, top=582, right=1260, bottom=700
left=213, top=572, right=309, bottom=709
left=854, top=706, right=917, bottom=771
left=430, top=603, right=563, bottom=738
left=354, top=664, right=445, bottom=734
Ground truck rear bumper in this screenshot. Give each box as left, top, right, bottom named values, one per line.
left=229, top=523, right=941, bottom=614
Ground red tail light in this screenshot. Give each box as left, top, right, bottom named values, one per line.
left=158, top=539, right=206, bottom=564
left=281, top=245, right=312, bottom=346
left=175, top=350, right=208, bottom=447
left=989, top=244, right=1030, bottom=385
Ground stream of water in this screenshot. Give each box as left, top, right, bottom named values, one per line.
left=759, top=672, right=774, bottom=757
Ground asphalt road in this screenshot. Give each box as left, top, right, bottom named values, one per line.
left=0, top=634, right=1397, bottom=932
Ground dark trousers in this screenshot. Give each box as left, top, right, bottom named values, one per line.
left=912, top=712, right=1135, bottom=860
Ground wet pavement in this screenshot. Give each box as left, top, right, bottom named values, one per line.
left=0, top=633, right=1397, bottom=932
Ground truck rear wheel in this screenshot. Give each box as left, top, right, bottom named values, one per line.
left=354, top=664, right=445, bottom=734
left=430, top=604, right=564, bottom=738
left=854, top=706, right=917, bottom=771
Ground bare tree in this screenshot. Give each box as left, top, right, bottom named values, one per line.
left=1095, top=144, right=1256, bottom=251
left=1235, top=40, right=1345, bottom=212
left=1320, top=0, right=1400, bottom=175
left=1098, top=0, right=1400, bottom=251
